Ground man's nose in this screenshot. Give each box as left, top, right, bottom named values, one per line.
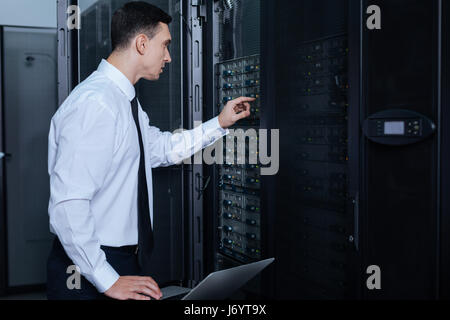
left=165, top=48, right=172, bottom=63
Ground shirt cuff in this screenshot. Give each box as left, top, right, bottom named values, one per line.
left=91, top=260, right=120, bottom=293
left=202, top=117, right=230, bottom=148
left=202, top=116, right=229, bottom=146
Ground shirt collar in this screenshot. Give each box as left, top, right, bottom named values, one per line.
left=97, top=59, right=136, bottom=101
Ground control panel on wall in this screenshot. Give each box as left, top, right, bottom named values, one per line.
left=216, top=55, right=262, bottom=264
left=362, top=109, right=436, bottom=146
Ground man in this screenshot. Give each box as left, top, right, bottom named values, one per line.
left=47, top=2, right=254, bottom=300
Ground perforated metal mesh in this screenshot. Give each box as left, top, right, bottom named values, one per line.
left=219, top=0, right=261, bottom=61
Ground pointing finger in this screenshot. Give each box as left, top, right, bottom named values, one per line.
left=232, top=96, right=256, bottom=105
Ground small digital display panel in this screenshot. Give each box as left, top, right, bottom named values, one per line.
left=384, top=121, right=405, bottom=135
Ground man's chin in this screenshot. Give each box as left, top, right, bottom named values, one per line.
left=143, top=74, right=160, bottom=81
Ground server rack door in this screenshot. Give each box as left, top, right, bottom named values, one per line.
left=3, top=27, right=57, bottom=288
left=361, top=0, right=440, bottom=299
left=58, top=0, right=186, bottom=287
left=273, top=0, right=357, bottom=299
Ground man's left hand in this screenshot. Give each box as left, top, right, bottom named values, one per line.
left=218, top=96, right=256, bottom=129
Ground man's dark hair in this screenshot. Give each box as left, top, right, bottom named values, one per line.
left=111, top=1, right=172, bottom=52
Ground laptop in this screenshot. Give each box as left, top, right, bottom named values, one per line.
left=160, top=258, right=275, bottom=300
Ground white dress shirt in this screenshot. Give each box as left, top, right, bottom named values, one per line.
left=48, top=59, right=228, bottom=293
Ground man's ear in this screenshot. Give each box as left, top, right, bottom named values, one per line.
left=135, top=34, right=148, bottom=55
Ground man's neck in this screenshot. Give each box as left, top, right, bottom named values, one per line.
left=107, top=52, right=139, bottom=85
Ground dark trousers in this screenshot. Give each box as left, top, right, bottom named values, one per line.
left=46, top=238, right=141, bottom=300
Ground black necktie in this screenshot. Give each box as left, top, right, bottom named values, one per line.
left=130, top=97, right=154, bottom=273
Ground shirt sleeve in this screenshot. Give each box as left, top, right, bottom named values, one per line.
left=143, top=111, right=229, bottom=168
left=48, top=99, right=120, bottom=293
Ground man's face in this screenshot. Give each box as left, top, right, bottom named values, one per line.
left=141, top=22, right=172, bottom=81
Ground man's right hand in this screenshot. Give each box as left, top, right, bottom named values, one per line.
left=104, top=276, right=162, bottom=300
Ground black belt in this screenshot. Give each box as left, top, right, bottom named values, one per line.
left=54, top=238, right=138, bottom=255
left=100, top=244, right=138, bottom=255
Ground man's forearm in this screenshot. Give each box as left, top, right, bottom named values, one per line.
left=148, top=116, right=229, bottom=168
left=49, top=199, right=120, bottom=293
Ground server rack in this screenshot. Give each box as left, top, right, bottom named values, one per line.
left=360, top=0, right=440, bottom=299
left=206, top=0, right=355, bottom=300
left=204, top=0, right=266, bottom=299
left=270, top=0, right=448, bottom=299
left=271, top=0, right=357, bottom=299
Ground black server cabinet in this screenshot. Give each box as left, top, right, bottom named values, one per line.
left=360, top=0, right=441, bottom=299
left=204, top=0, right=267, bottom=299
left=270, top=0, right=448, bottom=299
left=272, top=0, right=356, bottom=299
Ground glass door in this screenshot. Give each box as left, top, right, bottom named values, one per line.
left=2, top=27, right=57, bottom=287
